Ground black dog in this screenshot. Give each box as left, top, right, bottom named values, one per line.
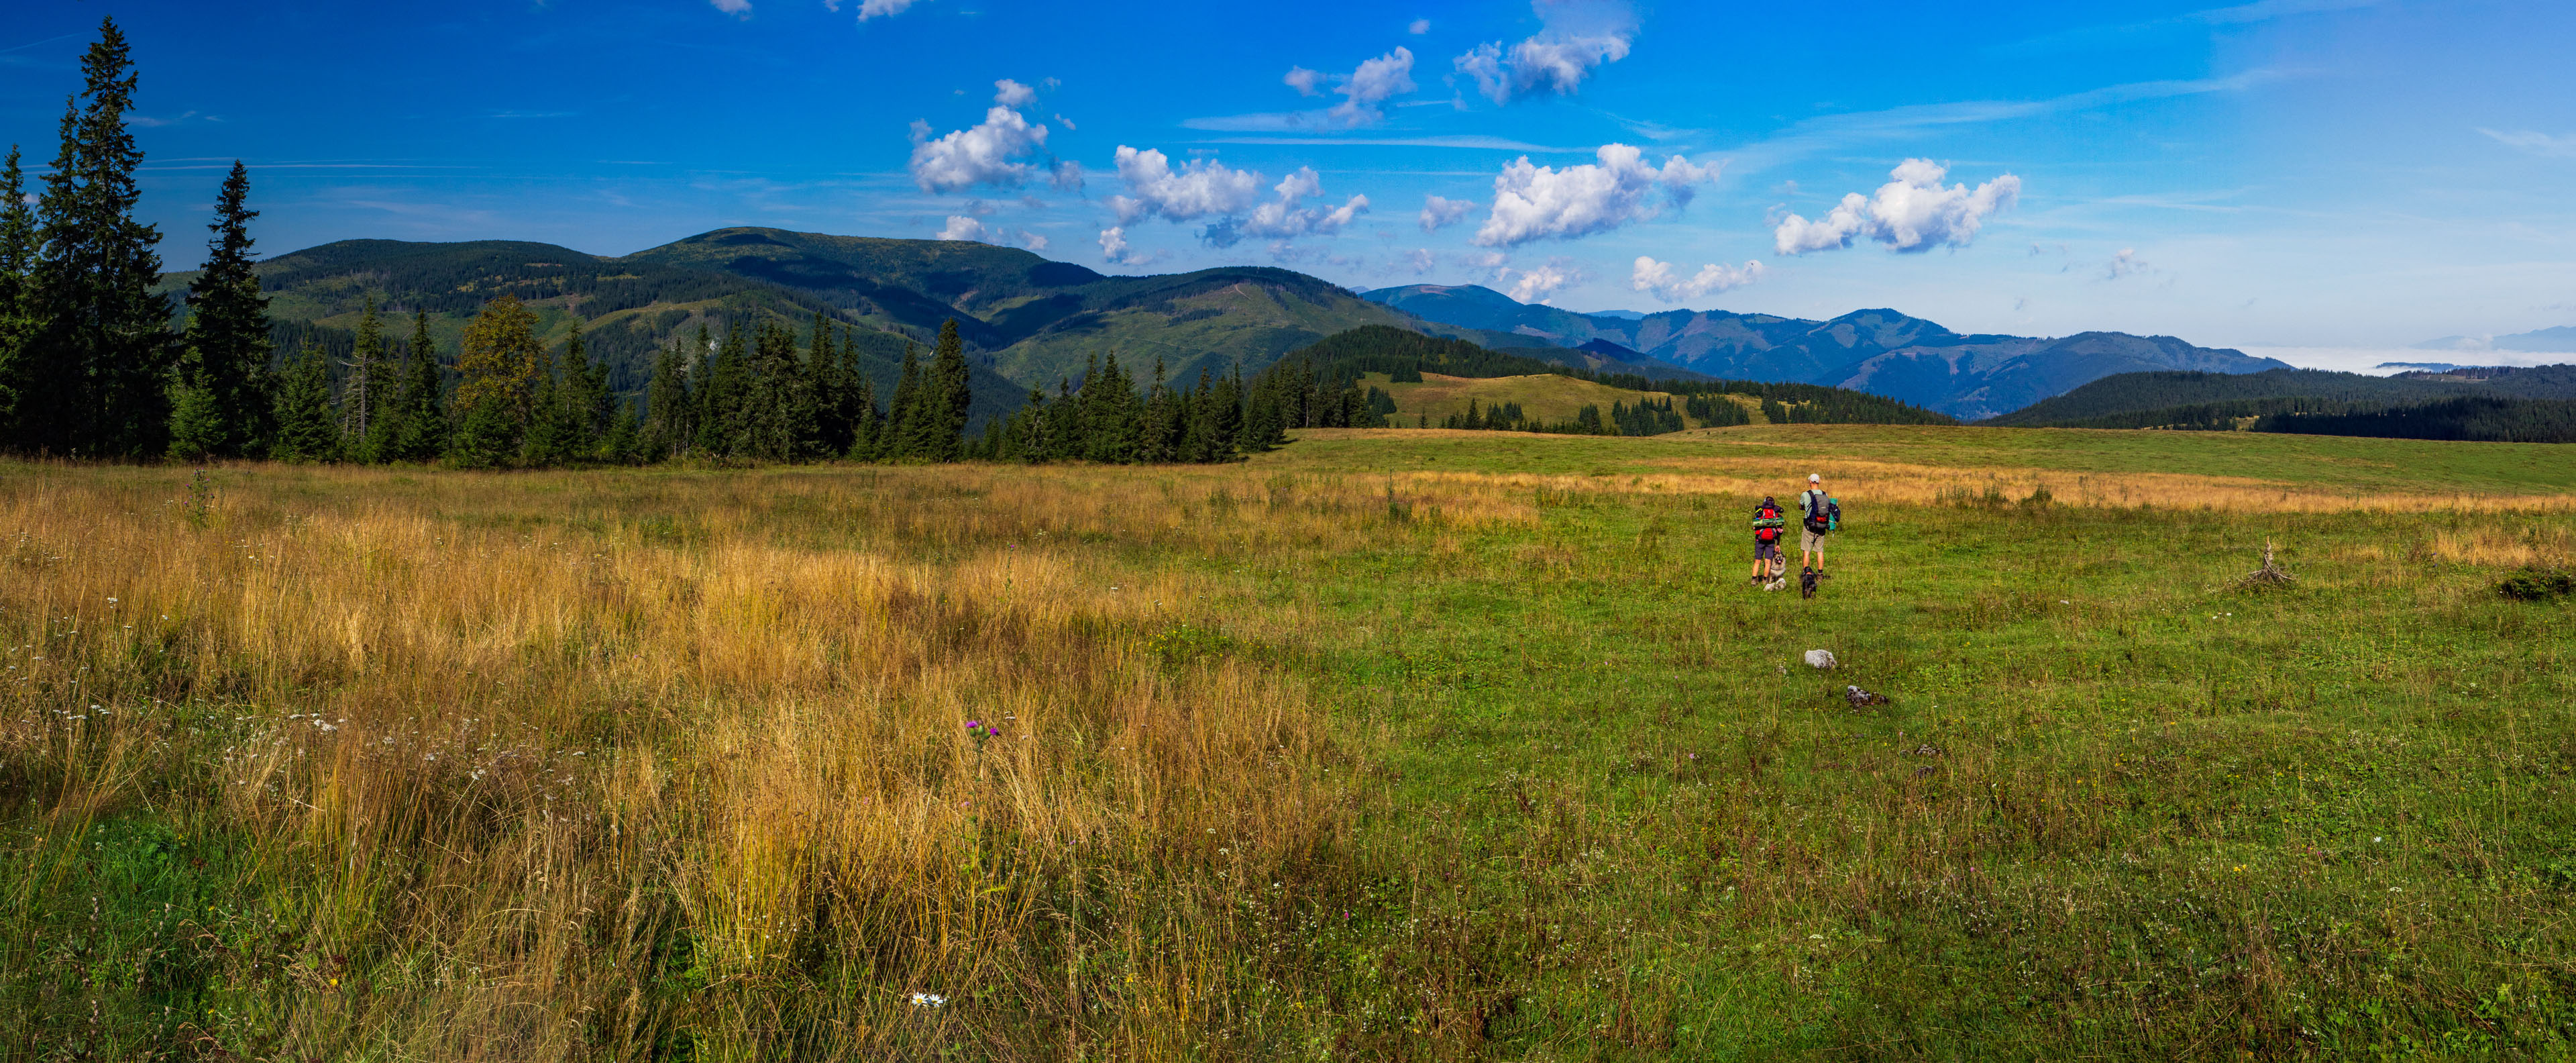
left=1800, top=566, right=1819, bottom=599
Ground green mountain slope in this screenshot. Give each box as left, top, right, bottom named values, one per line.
left=625, top=227, right=1538, bottom=389
left=1983, top=366, right=2576, bottom=427
left=213, top=238, right=1026, bottom=429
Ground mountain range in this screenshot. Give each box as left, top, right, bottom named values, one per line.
left=1360, top=283, right=2290, bottom=421
left=198, top=228, right=2301, bottom=425
left=2414, top=324, right=2576, bottom=354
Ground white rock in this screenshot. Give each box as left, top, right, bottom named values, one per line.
left=1804, top=650, right=1837, bottom=669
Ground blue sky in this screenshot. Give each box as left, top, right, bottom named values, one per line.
left=5, top=0, right=2573, bottom=358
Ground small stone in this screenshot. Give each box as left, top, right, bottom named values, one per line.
left=1804, top=650, right=1837, bottom=670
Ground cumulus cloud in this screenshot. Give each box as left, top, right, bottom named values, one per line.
left=1099, top=225, right=1161, bottom=266
left=1284, top=66, right=1326, bottom=97
left=1409, top=17, right=1431, bottom=34
left=909, top=105, right=1051, bottom=194
left=1203, top=167, right=1370, bottom=248
left=1419, top=194, right=1474, bottom=232
left=936, top=216, right=1048, bottom=251
left=709, top=0, right=751, bottom=17
left=1049, top=160, right=1085, bottom=192
left=1454, top=0, right=1636, bottom=105
left=1772, top=159, right=2021, bottom=255
left=1402, top=248, right=1437, bottom=274
left=992, top=79, right=1036, bottom=107
left=1107, top=146, right=1265, bottom=225
left=1501, top=258, right=1585, bottom=303
left=1330, top=47, right=1416, bottom=125
left=1106, top=148, right=1368, bottom=248
left=1473, top=143, right=1713, bottom=248
left=2104, top=247, right=2145, bottom=279
left=855, top=0, right=928, bottom=20
left=1631, top=256, right=1766, bottom=303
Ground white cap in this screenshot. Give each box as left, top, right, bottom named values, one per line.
left=1809, top=473, right=1821, bottom=483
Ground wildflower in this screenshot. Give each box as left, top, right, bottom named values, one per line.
left=907, top=992, right=948, bottom=1008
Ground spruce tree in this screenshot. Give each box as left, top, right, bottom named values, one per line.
left=25, top=19, right=174, bottom=456
left=643, top=334, right=692, bottom=460
left=270, top=341, right=340, bottom=462
left=1083, top=353, right=1141, bottom=464
left=339, top=296, right=388, bottom=460
left=847, top=355, right=881, bottom=460
left=745, top=320, right=816, bottom=462
left=693, top=325, right=748, bottom=458
left=170, top=161, right=272, bottom=460
left=1140, top=357, right=1179, bottom=464
left=915, top=318, right=971, bottom=462
left=805, top=312, right=853, bottom=456
left=371, top=310, right=447, bottom=462
left=880, top=343, right=922, bottom=462
left=524, top=319, right=597, bottom=466
left=1044, top=376, right=1083, bottom=460
left=0, top=146, right=34, bottom=439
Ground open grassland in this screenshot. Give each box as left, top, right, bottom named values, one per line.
left=5, top=425, right=2576, bottom=1060
left=1361, top=373, right=1750, bottom=428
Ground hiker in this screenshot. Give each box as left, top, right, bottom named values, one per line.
left=1750, top=495, right=1787, bottom=587
left=1797, top=472, right=1839, bottom=579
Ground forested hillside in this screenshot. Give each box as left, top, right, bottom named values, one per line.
left=1987, top=364, right=2576, bottom=427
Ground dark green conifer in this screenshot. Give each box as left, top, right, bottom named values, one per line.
left=339, top=297, right=388, bottom=459
left=693, top=325, right=748, bottom=458
left=24, top=19, right=174, bottom=456
left=643, top=334, right=692, bottom=460
left=169, top=162, right=272, bottom=460
left=880, top=342, right=922, bottom=462
left=914, top=318, right=971, bottom=462
left=0, top=146, right=33, bottom=437
left=370, top=310, right=447, bottom=462
left=270, top=342, right=340, bottom=462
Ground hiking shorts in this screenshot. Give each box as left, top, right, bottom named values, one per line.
left=1801, top=527, right=1827, bottom=552
left=1755, top=541, right=1781, bottom=562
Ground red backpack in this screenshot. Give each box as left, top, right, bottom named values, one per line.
left=1754, top=503, right=1783, bottom=543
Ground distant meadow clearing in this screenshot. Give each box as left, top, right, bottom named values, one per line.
left=5, top=425, right=2576, bottom=1060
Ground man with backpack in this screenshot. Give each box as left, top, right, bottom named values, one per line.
left=1750, top=495, right=1787, bottom=589
left=1797, top=472, right=1839, bottom=581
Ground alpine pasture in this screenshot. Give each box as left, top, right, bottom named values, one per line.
left=5, top=424, right=2575, bottom=1060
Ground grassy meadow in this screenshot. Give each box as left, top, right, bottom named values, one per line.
left=5, top=425, right=2575, bottom=1060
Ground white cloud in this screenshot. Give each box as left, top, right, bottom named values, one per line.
left=1107, top=146, right=1265, bottom=225
left=1419, top=194, right=1474, bottom=232
left=1772, top=158, right=2021, bottom=255
left=1502, top=258, right=1585, bottom=303
left=2104, top=247, right=2145, bottom=279
left=856, top=0, right=928, bottom=20
left=993, top=79, right=1036, bottom=107
left=1054, top=113, right=1078, bottom=132
left=1631, top=256, right=1766, bottom=303
left=1099, top=225, right=1158, bottom=266
left=1017, top=230, right=1049, bottom=252
left=1050, top=160, right=1085, bottom=192
left=1329, top=47, right=1415, bottom=126
left=1284, top=67, right=1326, bottom=97
left=1473, top=143, right=1713, bottom=248
left=1409, top=17, right=1431, bottom=34
left=2479, top=128, right=2576, bottom=159
left=908, top=107, right=1051, bottom=194
left=1402, top=248, right=1436, bottom=274
left=937, top=215, right=987, bottom=241
left=1454, top=0, right=1636, bottom=105
left=1205, top=167, right=1369, bottom=248
left=709, top=0, right=751, bottom=17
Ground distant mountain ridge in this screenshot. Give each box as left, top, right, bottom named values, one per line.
left=1982, top=364, right=2576, bottom=428
left=1360, top=283, right=2288, bottom=420
left=2415, top=324, right=2576, bottom=354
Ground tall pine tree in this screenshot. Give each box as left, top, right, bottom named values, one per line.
left=339, top=296, right=387, bottom=459
left=0, top=146, right=44, bottom=443
left=912, top=318, right=971, bottom=462
left=879, top=342, right=922, bottom=462
left=369, top=309, right=447, bottom=462
left=170, top=161, right=272, bottom=460
left=643, top=334, right=692, bottom=460
left=693, top=325, right=749, bottom=458
left=270, top=341, right=339, bottom=462
left=23, top=19, right=173, bottom=456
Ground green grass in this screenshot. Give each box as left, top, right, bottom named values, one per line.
left=8, top=426, right=2576, bottom=1058
left=1364, top=371, right=1746, bottom=427
left=1270, top=423, right=2576, bottom=495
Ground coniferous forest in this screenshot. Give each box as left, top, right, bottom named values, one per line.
left=0, top=19, right=1268, bottom=470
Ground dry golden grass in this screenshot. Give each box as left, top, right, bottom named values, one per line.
left=0, top=460, right=1538, bottom=1059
